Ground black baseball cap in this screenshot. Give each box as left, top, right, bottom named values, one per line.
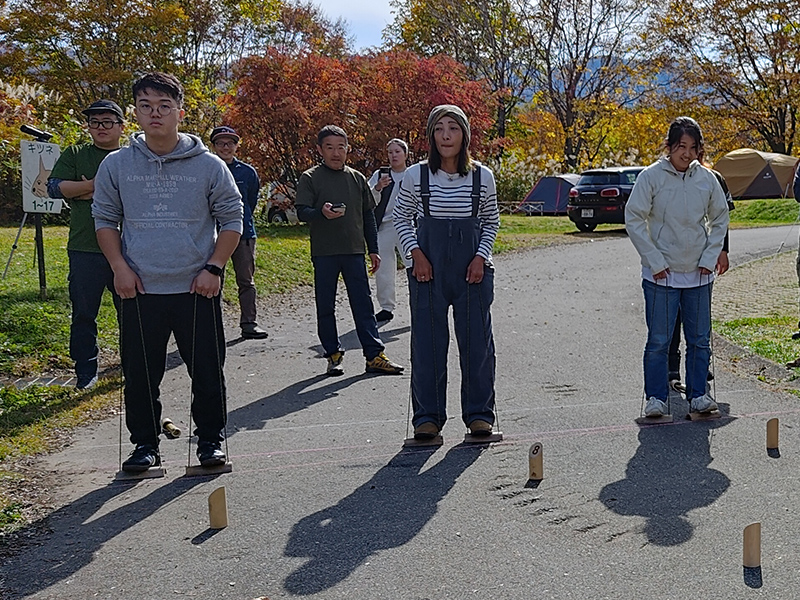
left=210, top=126, right=240, bottom=143
left=81, top=99, right=124, bottom=120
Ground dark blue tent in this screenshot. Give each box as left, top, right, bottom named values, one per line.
left=517, top=174, right=580, bottom=215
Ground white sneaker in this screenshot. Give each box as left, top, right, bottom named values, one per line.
left=669, top=378, right=686, bottom=394
left=644, top=397, right=668, bottom=417
left=690, top=394, right=718, bottom=413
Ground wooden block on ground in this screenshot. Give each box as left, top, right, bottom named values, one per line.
left=463, top=431, right=503, bottom=444
left=114, top=466, right=166, bottom=481
left=635, top=415, right=674, bottom=425
left=687, top=410, right=722, bottom=421
left=403, top=435, right=444, bottom=448
left=185, top=462, right=233, bottom=477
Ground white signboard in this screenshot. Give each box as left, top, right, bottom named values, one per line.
left=21, top=141, right=63, bottom=214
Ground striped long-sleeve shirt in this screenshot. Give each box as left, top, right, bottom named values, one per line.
left=392, top=162, right=499, bottom=264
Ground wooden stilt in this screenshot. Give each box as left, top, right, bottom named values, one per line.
left=403, top=435, right=443, bottom=448
left=114, top=466, right=166, bottom=481
left=464, top=431, right=503, bottom=444
left=687, top=410, right=721, bottom=421
left=185, top=462, right=233, bottom=477
left=635, top=415, right=674, bottom=425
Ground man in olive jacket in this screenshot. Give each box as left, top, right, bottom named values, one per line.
left=295, top=124, right=403, bottom=377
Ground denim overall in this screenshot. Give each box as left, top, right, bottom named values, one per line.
left=408, top=166, right=496, bottom=429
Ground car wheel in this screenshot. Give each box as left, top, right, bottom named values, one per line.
left=575, top=221, right=597, bottom=232
left=268, top=207, right=288, bottom=224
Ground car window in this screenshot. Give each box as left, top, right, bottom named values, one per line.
left=578, top=173, right=619, bottom=185
left=623, top=171, right=640, bottom=184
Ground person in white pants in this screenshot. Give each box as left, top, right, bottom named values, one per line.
left=368, top=139, right=412, bottom=322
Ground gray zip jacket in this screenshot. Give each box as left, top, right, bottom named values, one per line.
left=625, top=157, right=729, bottom=275
left=93, top=132, right=243, bottom=294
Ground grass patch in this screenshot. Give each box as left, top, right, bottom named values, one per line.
left=491, top=215, right=625, bottom=253
left=0, top=379, right=120, bottom=461
left=0, top=501, right=23, bottom=527
left=715, top=316, right=799, bottom=365
left=730, top=198, right=799, bottom=227
left=0, top=227, right=118, bottom=377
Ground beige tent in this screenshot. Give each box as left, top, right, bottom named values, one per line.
left=713, top=149, right=799, bottom=199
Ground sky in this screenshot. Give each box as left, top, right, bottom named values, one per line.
left=321, top=0, right=396, bottom=51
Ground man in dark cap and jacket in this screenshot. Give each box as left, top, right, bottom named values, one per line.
left=210, top=126, right=268, bottom=339
left=47, top=99, right=126, bottom=389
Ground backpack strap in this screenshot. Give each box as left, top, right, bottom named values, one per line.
left=419, top=161, right=431, bottom=217
left=471, top=165, right=482, bottom=218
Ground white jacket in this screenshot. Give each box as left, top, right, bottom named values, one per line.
left=625, top=157, right=729, bottom=275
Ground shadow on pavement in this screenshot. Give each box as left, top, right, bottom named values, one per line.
left=599, top=408, right=733, bottom=547
left=283, top=444, right=483, bottom=595
left=227, top=373, right=369, bottom=430
left=1, top=477, right=204, bottom=599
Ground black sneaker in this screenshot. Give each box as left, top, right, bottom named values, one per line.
left=241, top=323, right=268, bottom=339
left=375, top=310, right=394, bottom=322
left=76, top=373, right=98, bottom=390
left=197, top=441, right=226, bottom=467
left=122, top=444, right=160, bottom=473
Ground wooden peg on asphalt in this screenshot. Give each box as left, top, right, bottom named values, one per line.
left=208, top=486, right=228, bottom=529
left=161, top=418, right=181, bottom=439
left=528, top=442, right=543, bottom=481
left=743, top=523, right=761, bottom=568
left=767, top=418, right=779, bottom=450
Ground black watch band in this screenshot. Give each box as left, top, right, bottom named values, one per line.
left=203, top=263, right=223, bottom=276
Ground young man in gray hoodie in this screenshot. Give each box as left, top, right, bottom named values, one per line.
left=93, top=72, right=243, bottom=472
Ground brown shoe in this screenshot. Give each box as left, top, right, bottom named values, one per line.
left=468, top=420, right=493, bottom=437
left=413, top=422, right=440, bottom=440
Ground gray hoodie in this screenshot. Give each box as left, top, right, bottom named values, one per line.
left=93, top=132, right=243, bottom=294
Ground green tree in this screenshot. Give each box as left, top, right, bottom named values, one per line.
left=654, top=0, right=800, bottom=155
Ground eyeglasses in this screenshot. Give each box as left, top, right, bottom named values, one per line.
left=136, top=103, right=179, bottom=116
left=214, top=140, right=237, bottom=148
left=88, top=119, right=121, bottom=130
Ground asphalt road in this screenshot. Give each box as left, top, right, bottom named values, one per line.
left=3, top=225, right=800, bottom=599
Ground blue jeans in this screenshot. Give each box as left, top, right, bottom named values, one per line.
left=312, top=254, right=384, bottom=360
left=642, top=279, right=712, bottom=401
left=68, top=250, right=117, bottom=377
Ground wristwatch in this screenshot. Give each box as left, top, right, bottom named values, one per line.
left=203, top=263, right=223, bottom=276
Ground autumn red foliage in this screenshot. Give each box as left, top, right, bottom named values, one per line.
left=221, top=50, right=494, bottom=184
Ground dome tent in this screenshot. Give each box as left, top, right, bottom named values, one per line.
left=713, top=149, right=798, bottom=199
left=517, top=173, right=580, bottom=215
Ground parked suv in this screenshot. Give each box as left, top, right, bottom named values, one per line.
left=566, top=166, right=644, bottom=232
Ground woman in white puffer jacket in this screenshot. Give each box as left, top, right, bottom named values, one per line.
left=625, top=116, right=729, bottom=418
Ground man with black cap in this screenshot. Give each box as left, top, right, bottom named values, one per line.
left=210, top=125, right=267, bottom=339
left=47, top=99, right=125, bottom=389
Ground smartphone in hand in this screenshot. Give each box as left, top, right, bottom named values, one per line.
left=330, top=202, right=346, bottom=215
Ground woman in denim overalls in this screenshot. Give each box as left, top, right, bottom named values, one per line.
left=393, top=105, right=501, bottom=440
